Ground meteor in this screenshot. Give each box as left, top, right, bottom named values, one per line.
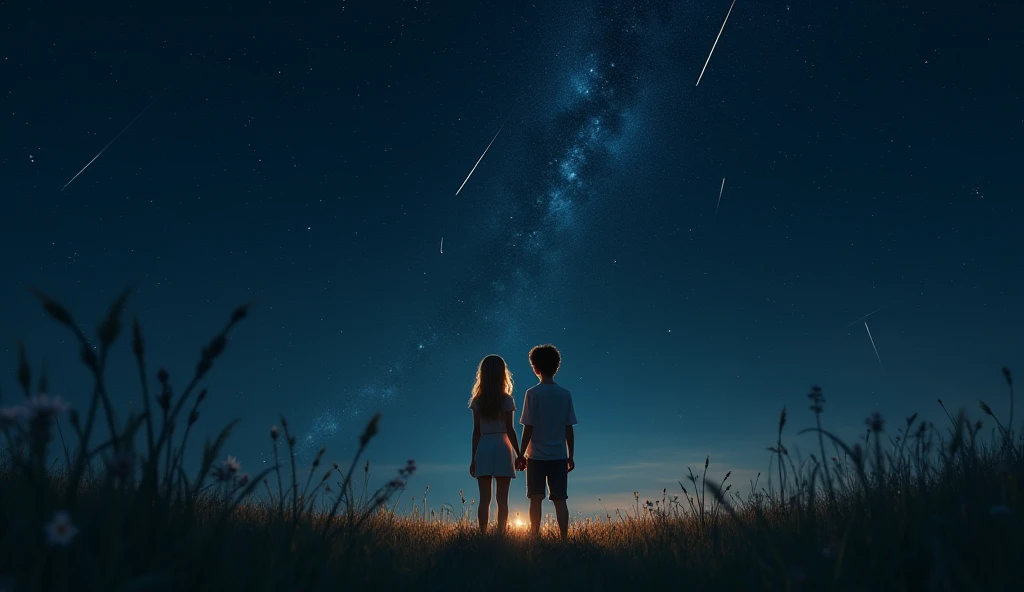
left=714, top=177, right=725, bottom=218
left=846, top=303, right=892, bottom=328
left=440, top=237, right=444, bottom=254
left=696, top=0, right=738, bottom=87
left=455, top=116, right=509, bottom=196
left=62, top=96, right=157, bottom=191
left=864, top=321, right=885, bottom=372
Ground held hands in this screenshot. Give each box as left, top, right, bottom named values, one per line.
left=515, top=455, right=527, bottom=471
left=567, top=457, right=575, bottom=472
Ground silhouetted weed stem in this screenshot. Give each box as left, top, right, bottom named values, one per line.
left=280, top=419, right=301, bottom=526
left=319, top=413, right=380, bottom=539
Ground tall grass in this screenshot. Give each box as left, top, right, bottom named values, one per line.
left=1, top=291, right=1021, bottom=591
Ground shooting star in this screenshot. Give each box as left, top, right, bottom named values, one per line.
left=61, top=96, right=158, bottom=191
left=714, top=177, right=725, bottom=218
left=455, top=115, right=509, bottom=196
left=696, top=0, right=738, bottom=87
left=863, top=321, right=885, bottom=372
left=440, top=237, right=444, bottom=254
left=845, top=303, right=892, bottom=328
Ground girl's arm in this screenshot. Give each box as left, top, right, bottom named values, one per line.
left=471, top=409, right=481, bottom=462
left=504, top=410, right=522, bottom=458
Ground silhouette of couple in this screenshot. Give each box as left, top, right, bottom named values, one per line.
left=468, top=344, right=578, bottom=539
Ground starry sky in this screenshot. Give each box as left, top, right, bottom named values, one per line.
left=2, top=1, right=1022, bottom=516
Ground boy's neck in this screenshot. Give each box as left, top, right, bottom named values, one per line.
left=538, top=376, right=556, bottom=384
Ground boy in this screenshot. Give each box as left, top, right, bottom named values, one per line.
left=517, top=343, right=578, bottom=539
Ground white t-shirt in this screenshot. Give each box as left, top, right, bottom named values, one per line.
left=519, top=382, right=577, bottom=460
left=470, top=393, right=516, bottom=434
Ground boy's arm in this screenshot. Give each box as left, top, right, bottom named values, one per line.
left=565, top=425, right=575, bottom=471
left=520, top=425, right=534, bottom=459
left=519, top=391, right=533, bottom=458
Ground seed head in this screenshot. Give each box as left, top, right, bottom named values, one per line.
left=865, top=412, right=885, bottom=432
left=360, top=412, right=382, bottom=447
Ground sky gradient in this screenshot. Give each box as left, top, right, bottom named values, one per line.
left=2, top=0, right=1022, bottom=517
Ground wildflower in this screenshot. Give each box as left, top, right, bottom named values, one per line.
left=865, top=412, right=884, bottom=432
left=0, top=406, right=26, bottom=429
left=24, top=393, right=69, bottom=420
left=270, top=425, right=279, bottom=439
left=44, top=511, right=78, bottom=546
left=211, top=455, right=242, bottom=482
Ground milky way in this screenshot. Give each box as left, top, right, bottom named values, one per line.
left=296, top=1, right=669, bottom=458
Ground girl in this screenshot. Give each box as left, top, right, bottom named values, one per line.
left=468, top=354, right=523, bottom=534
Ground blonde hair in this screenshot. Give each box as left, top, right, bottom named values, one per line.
left=468, top=354, right=514, bottom=420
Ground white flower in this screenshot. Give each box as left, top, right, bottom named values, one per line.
left=223, top=455, right=241, bottom=474
left=24, top=393, right=70, bottom=420
left=0, top=406, right=26, bottom=428
left=44, top=511, right=79, bottom=546
left=212, top=455, right=242, bottom=482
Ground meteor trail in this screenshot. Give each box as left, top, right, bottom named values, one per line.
left=714, top=177, right=725, bottom=218
left=695, top=0, right=737, bottom=87
left=440, top=237, right=444, bottom=254
left=62, top=96, right=158, bottom=191
left=846, top=303, right=892, bottom=328
left=864, top=321, right=885, bottom=372
left=455, top=115, right=509, bottom=196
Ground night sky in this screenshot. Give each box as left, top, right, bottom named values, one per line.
left=2, top=1, right=1022, bottom=516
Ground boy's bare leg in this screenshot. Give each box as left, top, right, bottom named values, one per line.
left=553, top=499, right=569, bottom=540
left=529, top=495, right=544, bottom=537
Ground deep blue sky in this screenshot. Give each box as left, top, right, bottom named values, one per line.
left=2, top=0, right=1021, bottom=515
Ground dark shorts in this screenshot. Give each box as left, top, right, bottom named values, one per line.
left=526, top=459, right=568, bottom=500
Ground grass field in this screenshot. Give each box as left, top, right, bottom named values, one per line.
left=1, top=291, right=1020, bottom=591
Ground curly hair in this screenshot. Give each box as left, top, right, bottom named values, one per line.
left=528, top=344, right=561, bottom=377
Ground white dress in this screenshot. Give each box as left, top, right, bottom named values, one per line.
left=471, top=394, right=517, bottom=478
